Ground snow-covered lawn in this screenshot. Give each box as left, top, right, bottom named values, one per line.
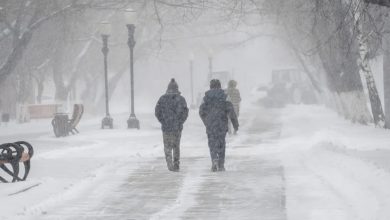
left=278, top=105, right=390, bottom=220
left=1, top=103, right=390, bottom=219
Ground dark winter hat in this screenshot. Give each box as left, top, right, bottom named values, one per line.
left=210, top=79, right=221, bottom=89
left=167, top=78, right=179, bottom=93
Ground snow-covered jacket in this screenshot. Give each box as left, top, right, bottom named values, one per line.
left=155, top=86, right=188, bottom=132
left=199, top=88, right=239, bottom=135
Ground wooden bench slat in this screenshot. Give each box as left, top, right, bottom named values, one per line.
left=0, top=153, right=31, bottom=164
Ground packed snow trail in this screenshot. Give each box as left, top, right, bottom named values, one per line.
left=38, top=156, right=285, bottom=220
left=43, top=157, right=285, bottom=220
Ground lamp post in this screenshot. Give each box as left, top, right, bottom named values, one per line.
left=208, top=49, right=213, bottom=81
left=125, top=8, right=140, bottom=129
left=189, top=53, right=196, bottom=109
left=100, top=21, right=113, bottom=129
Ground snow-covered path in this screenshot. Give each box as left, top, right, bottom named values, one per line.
left=23, top=106, right=286, bottom=220
left=40, top=156, right=285, bottom=220
left=2, top=103, right=390, bottom=220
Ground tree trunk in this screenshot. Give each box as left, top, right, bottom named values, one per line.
left=0, top=32, right=33, bottom=85
left=80, top=74, right=99, bottom=113
left=354, top=2, right=385, bottom=127
left=340, top=91, right=372, bottom=124
left=383, top=35, right=390, bottom=128
left=36, top=80, right=44, bottom=104
left=52, top=48, right=69, bottom=103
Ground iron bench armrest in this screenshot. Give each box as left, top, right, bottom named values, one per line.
left=0, top=142, right=34, bottom=183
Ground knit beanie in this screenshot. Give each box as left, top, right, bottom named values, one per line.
left=167, top=78, right=179, bottom=93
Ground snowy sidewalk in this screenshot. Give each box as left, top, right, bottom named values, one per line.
left=39, top=156, right=285, bottom=220
left=0, top=104, right=287, bottom=220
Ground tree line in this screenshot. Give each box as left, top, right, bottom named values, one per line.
left=1, top=0, right=390, bottom=128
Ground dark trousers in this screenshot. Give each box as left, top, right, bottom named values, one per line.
left=207, top=132, right=227, bottom=167
left=163, top=131, right=181, bottom=169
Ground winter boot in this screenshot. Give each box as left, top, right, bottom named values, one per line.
left=172, top=162, right=180, bottom=172
left=218, top=160, right=225, bottom=171
left=218, top=165, right=225, bottom=172
left=218, top=166, right=225, bottom=171
left=166, top=160, right=174, bottom=171
left=211, top=160, right=219, bottom=172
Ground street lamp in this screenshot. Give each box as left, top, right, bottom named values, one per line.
left=125, top=8, right=140, bottom=129
left=100, top=21, right=113, bottom=129
left=189, top=52, right=196, bottom=109
left=208, top=49, right=213, bottom=81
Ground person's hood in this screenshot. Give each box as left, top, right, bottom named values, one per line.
left=203, top=88, right=227, bottom=103
left=228, top=80, right=237, bottom=88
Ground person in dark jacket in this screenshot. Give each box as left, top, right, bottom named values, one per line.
left=155, top=79, right=189, bottom=172
left=199, top=79, right=239, bottom=172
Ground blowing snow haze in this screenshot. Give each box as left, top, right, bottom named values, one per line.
left=1, top=1, right=390, bottom=220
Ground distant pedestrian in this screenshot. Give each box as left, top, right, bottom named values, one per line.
left=226, top=80, right=241, bottom=117
left=155, top=79, right=189, bottom=172
left=199, top=79, right=239, bottom=172
left=225, top=80, right=241, bottom=134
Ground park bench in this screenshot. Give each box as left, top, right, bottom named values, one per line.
left=28, top=104, right=61, bottom=119
left=52, top=104, right=84, bottom=137
left=0, top=141, right=34, bottom=183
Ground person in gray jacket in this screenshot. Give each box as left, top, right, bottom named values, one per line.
left=226, top=80, right=241, bottom=117
left=155, top=79, right=189, bottom=172
left=226, top=80, right=241, bottom=134
left=199, top=79, right=239, bottom=172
